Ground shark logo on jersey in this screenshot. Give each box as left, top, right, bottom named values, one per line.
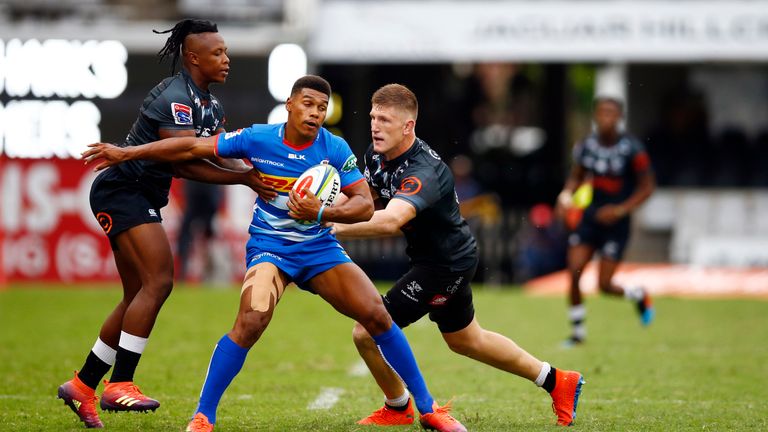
left=171, top=103, right=193, bottom=125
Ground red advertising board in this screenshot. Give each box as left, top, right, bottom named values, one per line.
left=0, top=156, right=252, bottom=285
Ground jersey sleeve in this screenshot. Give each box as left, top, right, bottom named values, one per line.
left=144, top=87, right=195, bottom=131
left=215, top=127, right=251, bottom=159
left=330, top=136, right=365, bottom=189
left=392, top=164, right=441, bottom=213
left=629, top=139, right=652, bottom=174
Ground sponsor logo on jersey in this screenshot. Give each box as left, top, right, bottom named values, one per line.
left=224, top=128, right=244, bottom=139
left=396, top=176, right=422, bottom=196
left=341, top=155, right=358, bottom=173
left=288, top=153, right=307, bottom=160
left=259, top=174, right=298, bottom=192
left=171, top=103, right=193, bottom=125
left=251, top=157, right=285, bottom=167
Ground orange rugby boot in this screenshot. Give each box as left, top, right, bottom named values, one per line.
left=550, top=369, right=585, bottom=426
left=186, top=412, right=214, bottom=432
left=419, top=401, right=467, bottom=432
left=99, top=380, right=160, bottom=412
left=357, top=398, right=415, bottom=425
left=57, top=371, right=104, bottom=428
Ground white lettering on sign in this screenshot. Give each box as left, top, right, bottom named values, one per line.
left=0, top=100, right=101, bottom=159
left=0, top=161, right=101, bottom=234
left=0, top=38, right=128, bottom=99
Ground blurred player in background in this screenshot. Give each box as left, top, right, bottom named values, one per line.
left=556, top=96, right=656, bottom=346
left=83, top=75, right=466, bottom=432
left=57, top=19, right=276, bottom=428
left=176, top=180, right=223, bottom=282
left=332, top=84, right=585, bottom=427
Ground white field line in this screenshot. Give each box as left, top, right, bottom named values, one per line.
left=306, top=387, right=345, bottom=410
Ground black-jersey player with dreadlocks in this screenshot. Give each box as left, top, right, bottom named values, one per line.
left=57, top=19, right=277, bottom=428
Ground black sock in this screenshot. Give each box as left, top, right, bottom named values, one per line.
left=543, top=367, right=558, bottom=393
left=385, top=398, right=411, bottom=411
left=79, top=351, right=112, bottom=390
left=108, top=347, right=142, bottom=383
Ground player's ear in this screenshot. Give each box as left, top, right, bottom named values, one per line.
left=187, top=51, right=199, bottom=66
left=403, top=119, right=415, bottom=136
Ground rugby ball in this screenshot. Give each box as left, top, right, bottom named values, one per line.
left=292, top=164, right=341, bottom=207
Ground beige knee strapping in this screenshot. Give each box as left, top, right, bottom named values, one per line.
left=241, top=263, right=286, bottom=312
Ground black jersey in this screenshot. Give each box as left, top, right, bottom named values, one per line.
left=117, top=69, right=226, bottom=201
left=363, top=139, right=477, bottom=271
left=573, top=133, right=651, bottom=208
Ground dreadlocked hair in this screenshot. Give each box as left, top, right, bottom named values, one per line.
left=153, top=19, right=218, bottom=75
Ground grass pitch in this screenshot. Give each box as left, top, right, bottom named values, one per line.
left=1, top=284, right=766, bottom=431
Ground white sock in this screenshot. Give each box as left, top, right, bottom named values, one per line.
left=385, top=391, right=410, bottom=408
left=623, top=286, right=645, bottom=302
left=92, top=338, right=117, bottom=365
left=118, top=331, right=148, bottom=354
left=569, top=305, right=587, bottom=339
left=534, top=362, right=551, bottom=387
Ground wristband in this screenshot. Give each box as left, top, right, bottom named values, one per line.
left=317, top=205, right=327, bottom=223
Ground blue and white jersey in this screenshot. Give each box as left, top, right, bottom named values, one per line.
left=215, top=123, right=364, bottom=242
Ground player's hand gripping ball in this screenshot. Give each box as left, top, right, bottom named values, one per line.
left=292, top=163, right=341, bottom=207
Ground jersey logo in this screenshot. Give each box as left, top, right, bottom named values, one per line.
left=224, top=128, right=243, bottom=140
left=396, top=176, right=422, bottom=196
left=96, top=212, right=113, bottom=234
left=288, top=153, right=307, bottom=160
left=260, top=174, right=298, bottom=193
left=171, top=103, right=193, bottom=125
left=341, top=155, right=358, bottom=173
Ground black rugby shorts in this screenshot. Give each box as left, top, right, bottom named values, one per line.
left=383, top=260, right=478, bottom=333
left=89, top=168, right=165, bottom=249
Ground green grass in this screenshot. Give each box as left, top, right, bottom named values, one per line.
left=1, top=285, right=767, bottom=431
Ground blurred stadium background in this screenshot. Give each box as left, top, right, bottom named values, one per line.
left=2, top=0, right=768, bottom=293
left=2, top=1, right=768, bottom=431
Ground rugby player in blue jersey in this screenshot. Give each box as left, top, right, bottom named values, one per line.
left=556, top=96, right=656, bottom=346
left=332, top=84, right=584, bottom=427
left=57, top=19, right=277, bottom=429
left=82, top=75, right=465, bottom=432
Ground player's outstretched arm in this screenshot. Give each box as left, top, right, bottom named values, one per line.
left=82, top=135, right=218, bottom=171
left=333, top=198, right=416, bottom=238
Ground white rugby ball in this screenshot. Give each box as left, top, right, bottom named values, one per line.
left=292, top=163, right=341, bottom=207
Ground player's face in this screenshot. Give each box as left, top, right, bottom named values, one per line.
left=593, top=101, right=622, bottom=136
left=370, top=104, right=412, bottom=159
left=286, top=88, right=328, bottom=141
left=189, top=32, right=230, bottom=84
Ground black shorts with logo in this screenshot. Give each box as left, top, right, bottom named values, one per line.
left=89, top=167, right=169, bottom=249
left=383, top=259, right=478, bottom=333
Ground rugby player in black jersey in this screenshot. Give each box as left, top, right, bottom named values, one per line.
left=556, top=96, right=656, bottom=346
left=57, top=19, right=276, bottom=428
left=333, top=84, right=585, bottom=427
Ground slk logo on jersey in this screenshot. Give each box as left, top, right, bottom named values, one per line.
left=288, top=154, right=306, bottom=160
left=171, top=103, right=193, bottom=125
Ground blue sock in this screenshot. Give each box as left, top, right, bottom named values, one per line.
left=371, top=323, right=434, bottom=414
left=194, top=334, right=249, bottom=424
